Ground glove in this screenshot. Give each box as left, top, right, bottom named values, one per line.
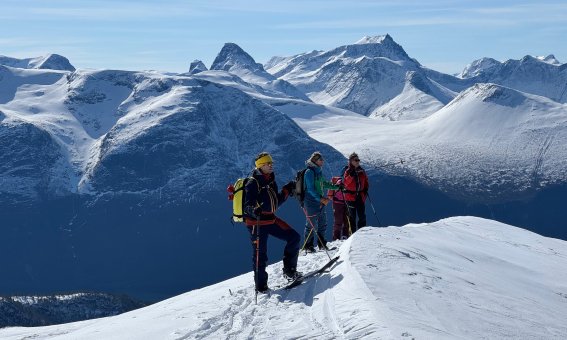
left=320, top=197, right=330, bottom=206
left=283, top=180, right=296, bottom=197
left=245, top=206, right=262, bottom=219
left=338, top=183, right=345, bottom=191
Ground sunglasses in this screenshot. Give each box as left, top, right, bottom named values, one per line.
left=352, top=159, right=360, bottom=162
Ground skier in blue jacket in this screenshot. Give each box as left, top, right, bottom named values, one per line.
left=302, top=151, right=339, bottom=252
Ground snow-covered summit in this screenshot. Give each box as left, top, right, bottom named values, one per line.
left=354, top=34, right=391, bottom=44
left=266, top=34, right=415, bottom=80
left=370, top=70, right=456, bottom=120
left=536, top=54, right=562, bottom=65
left=209, top=42, right=309, bottom=101
left=2, top=216, right=565, bottom=339
left=456, top=54, right=567, bottom=103
left=188, top=59, right=207, bottom=74
left=265, top=34, right=431, bottom=116
left=0, top=54, right=75, bottom=71
left=210, top=42, right=263, bottom=73
left=458, top=57, right=501, bottom=78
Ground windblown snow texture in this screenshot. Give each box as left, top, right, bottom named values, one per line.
left=1, top=217, right=566, bottom=339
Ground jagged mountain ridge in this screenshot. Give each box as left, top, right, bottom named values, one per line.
left=210, top=43, right=310, bottom=101
left=266, top=35, right=567, bottom=120
left=264, top=34, right=456, bottom=118
left=458, top=55, right=567, bottom=103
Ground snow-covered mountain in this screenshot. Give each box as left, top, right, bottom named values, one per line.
left=265, top=34, right=454, bottom=119
left=266, top=35, right=567, bottom=121
left=2, top=36, right=567, bottom=305
left=210, top=43, right=310, bottom=101
left=0, top=65, right=343, bottom=202
left=369, top=70, right=456, bottom=120
left=0, top=61, right=345, bottom=301
left=188, top=60, right=207, bottom=74
left=0, top=54, right=75, bottom=71
left=458, top=55, right=567, bottom=103
left=290, top=82, right=567, bottom=202
left=536, top=54, right=562, bottom=65
left=2, top=216, right=566, bottom=339
left=458, top=57, right=502, bottom=78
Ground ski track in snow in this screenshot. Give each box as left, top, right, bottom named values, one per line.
left=179, top=249, right=347, bottom=340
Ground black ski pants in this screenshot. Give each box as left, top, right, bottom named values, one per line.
left=247, top=217, right=300, bottom=289
left=346, top=195, right=367, bottom=233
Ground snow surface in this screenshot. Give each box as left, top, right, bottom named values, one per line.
left=2, top=216, right=566, bottom=339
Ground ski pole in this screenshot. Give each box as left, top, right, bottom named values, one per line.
left=365, top=192, right=383, bottom=228
left=300, top=225, right=315, bottom=252
left=254, top=218, right=260, bottom=304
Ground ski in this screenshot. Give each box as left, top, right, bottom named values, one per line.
left=284, top=256, right=340, bottom=290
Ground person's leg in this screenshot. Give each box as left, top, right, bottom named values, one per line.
left=316, top=207, right=328, bottom=249
left=356, top=196, right=367, bottom=229
left=272, top=218, right=300, bottom=272
left=347, top=201, right=358, bottom=233
left=248, top=225, right=269, bottom=290
left=332, top=202, right=343, bottom=240
left=339, top=204, right=349, bottom=238
left=303, top=201, right=319, bottom=250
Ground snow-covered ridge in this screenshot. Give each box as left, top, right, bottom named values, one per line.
left=0, top=54, right=75, bottom=71
left=264, top=35, right=441, bottom=117
left=355, top=35, right=390, bottom=44
left=536, top=54, right=562, bottom=65
left=294, top=82, right=567, bottom=201
left=210, top=42, right=310, bottom=101
left=188, top=60, right=207, bottom=74
left=2, top=216, right=565, bottom=339
left=457, top=54, right=567, bottom=103
left=0, top=65, right=343, bottom=201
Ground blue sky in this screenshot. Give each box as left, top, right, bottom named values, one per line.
left=1, top=0, right=566, bottom=74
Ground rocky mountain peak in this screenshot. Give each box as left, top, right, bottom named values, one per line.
left=188, top=59, right=208, bottom=74
left=210, top=43, right=263, bottom=73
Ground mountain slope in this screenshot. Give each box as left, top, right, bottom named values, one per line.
left=265, top=35, right=457, bottom=118
left=370, top=70, right=456, bottom=120
left=2, top=216, right=565, bottom=339
left=290, top=83, right=567, bottom=202
left=458, top=55, right=567, bottom=103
